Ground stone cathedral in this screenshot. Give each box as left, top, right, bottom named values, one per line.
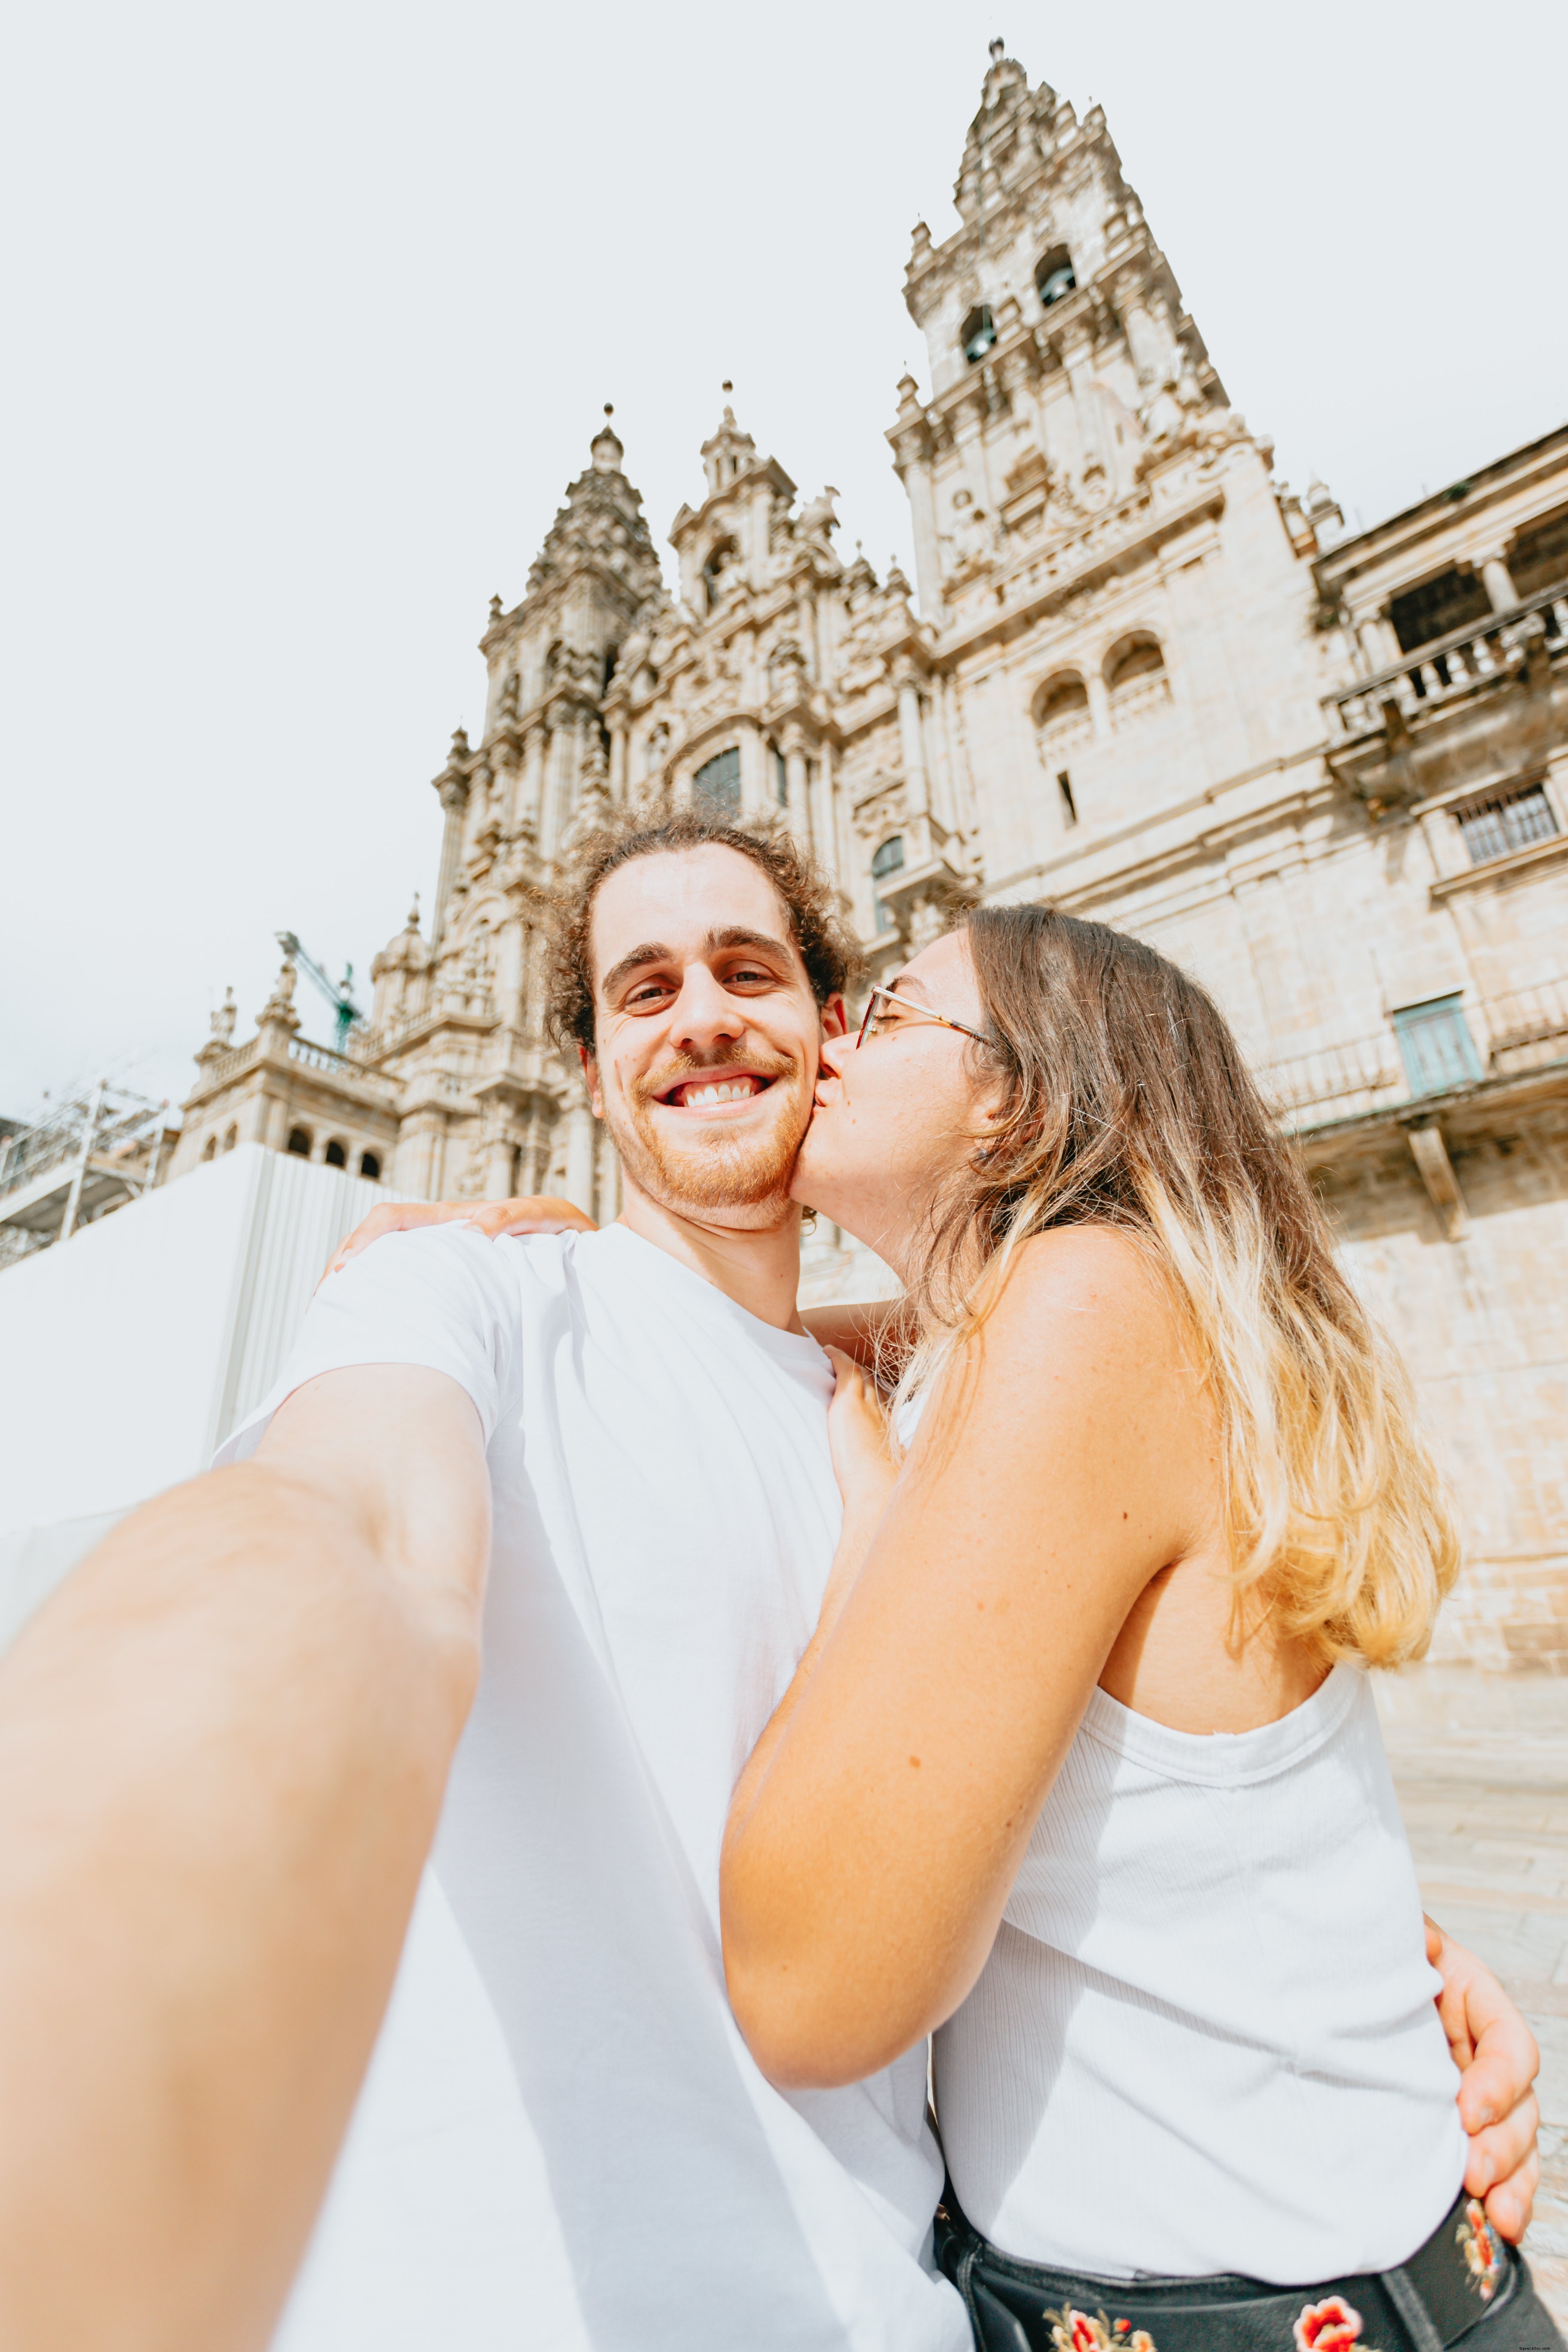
left=172, top=45, right=1568, bottom=1675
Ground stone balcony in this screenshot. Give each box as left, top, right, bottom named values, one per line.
left=1323, top=579, right=1568, bottom=811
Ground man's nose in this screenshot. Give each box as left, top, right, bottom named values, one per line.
left=818, top=1029, right=854, bottom=1079
left=671, top=965, right=746, bottom=1053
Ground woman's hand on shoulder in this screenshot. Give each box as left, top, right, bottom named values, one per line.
left=822, top=1345, right=896, bottom=1525
left=323, top=1195, right=596, bottom=1282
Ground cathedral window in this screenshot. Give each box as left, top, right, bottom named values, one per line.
left=961, top=306, right=997, bottom=365
left=222, top=1124, right=238, bottom=1152
left=201, top=1135, right=217, bottom=1161
left=324, top=1139, right=348, bottom=1168
left=286, top=1127, right=311, bottom=1157
left=693, top=746, right=741, bottom=817
left=871, top=834, right=904, bottom=931
left=773, top=746, right=788, bottom=807
left=360, top=1150, right=382, bottom=1181
left=1034, top=673, right=1092, bottom=759
left=1036, top=247, right=1076, bottom=309
left=1388, top=568, right=1491, bottom=655
left=1057, top=772, right=1078, bottom=828
left=1455, top=779, right=1559, bottom=867
left=1105, top=635, right=1171, bottom=728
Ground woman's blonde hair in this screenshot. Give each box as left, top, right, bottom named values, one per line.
left=894, top=904, right=1458, bottom=1669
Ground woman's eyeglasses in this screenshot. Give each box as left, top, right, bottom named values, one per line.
left=855, top=984, right=992, bottom=1051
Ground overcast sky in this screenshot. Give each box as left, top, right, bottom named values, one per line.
left=3, top=0, right=1564, bottom=1120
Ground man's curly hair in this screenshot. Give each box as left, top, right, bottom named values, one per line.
left=545, top=809, right=863, bottom=1056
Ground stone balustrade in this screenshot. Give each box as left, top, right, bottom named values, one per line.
left=287, top=1035, right=402, bottom=1109
left=1327, top=581, right=1568, bottom=738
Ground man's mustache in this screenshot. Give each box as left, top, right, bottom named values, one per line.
left=631, top=1045, right=802, bottom=1107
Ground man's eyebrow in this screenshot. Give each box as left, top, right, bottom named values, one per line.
left=702, top=927, right=794, bottom=962
left=599, top=942, right=674, bottom=998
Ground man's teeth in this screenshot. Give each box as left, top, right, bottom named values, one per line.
left=679, top=1078, right=759, bottom=1108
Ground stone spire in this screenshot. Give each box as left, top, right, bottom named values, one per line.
left=524, top=412, right=662, bottom=601
left=953, top=38, right=1056, bottom=224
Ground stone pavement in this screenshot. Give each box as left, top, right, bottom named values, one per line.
left=1381, top=1677, right=1568, bottom=2330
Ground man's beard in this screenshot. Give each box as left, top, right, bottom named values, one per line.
left=606, top=1048, right=808, bottom=1223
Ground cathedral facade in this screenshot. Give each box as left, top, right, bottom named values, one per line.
left=172, top=45, right=1568, bottom=1674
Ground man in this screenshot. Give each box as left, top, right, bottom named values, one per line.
left=0, top=812, right=1539, bottom=2352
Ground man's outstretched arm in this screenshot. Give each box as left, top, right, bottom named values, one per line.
left=0, top=1362, right=489, bottom=2352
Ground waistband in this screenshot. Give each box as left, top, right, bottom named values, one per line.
left=934, top=2183, right=1525, bottom=2350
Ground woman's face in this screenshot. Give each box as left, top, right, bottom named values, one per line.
left=789, top=926, right=1001, bottom=1279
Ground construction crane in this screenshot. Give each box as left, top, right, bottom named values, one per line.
left=276, top=932, right=364, bottom=1052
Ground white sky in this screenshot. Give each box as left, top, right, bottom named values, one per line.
left=3, top=0, right=1564, bottom=1120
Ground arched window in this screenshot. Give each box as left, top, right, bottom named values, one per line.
left=286, top=1127, right=311, bottom=1157
left=359, top=1151, right=382, bottom=1182
left=222, top=1123, right=238, bottom=1153
left=1104, top=635, right=1171, bottom=728
left=772, top=745, right=788, bottom=807
left=324, top=1139, right=348, bottom=1169
left=1033, top=673, right=1092, bottom=760
left=1035, top=246, right=1076, bottom=309
left=960, top=306, right=996, bottom=365
left=201, top=1134, right=217, bottom=1161
left=693, top=747, right=741, bottom=817
left=871, top=835, right=904, bottom=933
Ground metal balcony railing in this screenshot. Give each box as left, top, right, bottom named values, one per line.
left=1256, top=976, right=1568, bottom=1131
left=1327, top=580, right=1568, bottom=738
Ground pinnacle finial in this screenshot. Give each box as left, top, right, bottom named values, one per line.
left=722, top=380, right=733, bottom=394
left=989, top=35, right=1005, bottom=59
left=407, top=892, right=421, bottom=931
left=604, top=402, right=614, bottom=416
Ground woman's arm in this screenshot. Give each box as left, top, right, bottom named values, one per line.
left=722, top=1227, right=1204, bottom=2091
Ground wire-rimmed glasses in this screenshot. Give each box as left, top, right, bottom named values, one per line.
left=855, top=983, right=992, bottom=1051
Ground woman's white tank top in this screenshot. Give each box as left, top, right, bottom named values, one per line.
left=935, top=1663, right=1467, bottom=2284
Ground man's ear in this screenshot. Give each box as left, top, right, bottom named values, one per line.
left=821, top=993, right=848, bottom=1039
left=579, top=1043, right=604, bottom=1118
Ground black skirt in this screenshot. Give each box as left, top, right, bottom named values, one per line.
left=934, top=2182, right=1565, bottom=2352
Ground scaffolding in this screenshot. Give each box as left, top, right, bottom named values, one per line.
left=0, top=1081, right=173, bottom=1269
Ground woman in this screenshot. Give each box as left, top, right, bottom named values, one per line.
left=717, top=905, right=1562, bottom=2351
left=331, top=906, right=1551, bottom=2348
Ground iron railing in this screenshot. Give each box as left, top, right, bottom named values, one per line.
left=1256, top=977, right=1568, bottom=1131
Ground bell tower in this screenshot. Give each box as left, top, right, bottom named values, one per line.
left=888, top=40, right=1228, bottom=619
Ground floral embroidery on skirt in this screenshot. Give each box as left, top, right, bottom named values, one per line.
left=1042, top=2308, right=1157, bottom=2350
left=1292, top=2295, right=1368, bottom=2349
left=1457, top=2196, right=1504, bottom=2300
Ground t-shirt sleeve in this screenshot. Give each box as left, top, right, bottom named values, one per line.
left=212, top=1225, right=520, bottom=1469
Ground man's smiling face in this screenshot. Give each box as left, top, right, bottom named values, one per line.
left=585, top=844, right=843, bottom=1230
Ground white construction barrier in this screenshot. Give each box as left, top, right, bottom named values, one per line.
left=0, top=1143, right=393, bottom=1614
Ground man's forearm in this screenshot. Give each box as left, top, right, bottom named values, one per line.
left=0, top=1453, right=481, bottom=2352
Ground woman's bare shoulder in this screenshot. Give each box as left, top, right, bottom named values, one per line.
left=975, top=1224, right=1190, bottom=1394
left=998, top=1222, right=1166, bottom=1318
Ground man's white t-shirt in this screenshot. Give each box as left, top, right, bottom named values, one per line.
left=217, top=1223, right=965, bottom=2352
